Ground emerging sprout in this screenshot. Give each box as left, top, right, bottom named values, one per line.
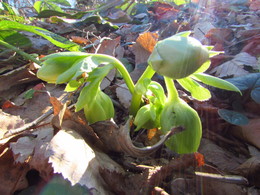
left=148, top=32, right=209, bottom=79
left=83, top=90, right=114, bottom=124
left=36, top=31, right=240, bottom=154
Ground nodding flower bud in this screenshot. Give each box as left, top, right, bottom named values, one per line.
left=148, top=33, right=209, bottom=79
left=160, top=99, right=202, bottom=154
left=83, top=90, right=114, bottom=124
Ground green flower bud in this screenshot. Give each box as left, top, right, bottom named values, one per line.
left=148, top=33, right=209, bottom=79
left=134, top=104, right=159, bottom=131
left=84, top=90, right=114, bottom=124
left=160, top=99, right=202, bottom=154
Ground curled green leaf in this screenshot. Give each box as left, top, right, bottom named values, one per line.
left=134, top=104, right=158, bottom=131
left=37, top=52, right=89, bottom=83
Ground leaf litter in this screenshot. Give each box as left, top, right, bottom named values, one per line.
left=0, top=0, right=260, bottom=194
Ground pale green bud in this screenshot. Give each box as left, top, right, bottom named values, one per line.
left=148, top=33, right=209, bottom=79
left=160, top=99, right=202, bottom=154
left=84, top=91, right=114, bottom=124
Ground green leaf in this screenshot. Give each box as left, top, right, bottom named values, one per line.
left=177, top=77, right=211, bottom=101
left=65, top=79, right=83, bottom=92
left=75, top=64, right=114, bottom=112
left=47, top=0, right=71, bottom=7
left=134, top=104, right=157, bottom=131
left=37, top=52, right=90, bottom=83
left=34, top=1, right=42, bottom=13
left=34, top=1, right=63, bottom=13
left=192, top=73, right=241, bottom=94
left=174, top=31, right=191, bottom=37
left=194, top=60, right=211, bottom=73
left=0, top=30, right=31, bottom=48
left=0, top=20, right=82, bottom=51
left=34, top=0, right=71, bottom=14
left=36, top=9, right=72, bottom=18
left=23, top=89, right=35, bottom=99
left=83, top=90, right=115, bottom=124
left=174, top=0, right=189, bottom=6
left=146, top=80, right=166, bottom=105
left=56, top=55, right=102, bottom=84
left=0, top=2, right=19, bottom=16
left=218, top=109, right=249, bottom=125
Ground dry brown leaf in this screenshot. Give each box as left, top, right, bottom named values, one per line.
left=0, top=109, right=25, bottom=140
left=230, top=118, right=260, bottom=150
left=45, top=129, right=124, bottom=194
left=209, top=52, right=259, bottom=78
left=194, top=21, right=215, bottom=43
left=116, top=83, right=132, bottom=109
left=91, top=36, right=121, bottom=56
left=0, top=150, right=29, bottom=194
left=0, top=64, right=38, bottom=92
left=205, top=28, right=233, bottom=45
left=234, top=157, right=260, bottom=187
left=199, top=139, right=244, bottom=172
left=9, top=125, right=54, bottom=180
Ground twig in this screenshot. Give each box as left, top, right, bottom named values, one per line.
left=0, top=39, right=41, bottom=65
left=195, top=172, right=248, bottom=185
left=2, top=108, right=53, bottom=139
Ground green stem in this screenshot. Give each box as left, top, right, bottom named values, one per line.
left=129, top=66, right=156, bottom=115
left=93, top=54, right=135, bottom=95
left=0, top=39, right=41, bottom=65
left=164, top=76, right=179, bottom=102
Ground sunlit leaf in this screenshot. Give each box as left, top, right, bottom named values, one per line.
left=0, top=30, right=31, bottom=48
left=177, top=77, right=211, bottom=101
left=192, top=73, right=241, bottom=94
left=0, top=20, right=82, bottom=51
left=173, top=0, right=189, bottom=6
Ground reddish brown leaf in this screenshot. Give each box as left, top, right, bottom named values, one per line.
left=136, top=32, right=158, bottom=53
left=194, top=152, right=205, bottom=167
left=151, top=2, right=179, bottom=20
left=147, top=128, right=158, bottom=141
left=71, top=36, right=89, bottom=45
left=205, top=28, right=233, bottom=45
left=1, top=100, right=17, bottom=109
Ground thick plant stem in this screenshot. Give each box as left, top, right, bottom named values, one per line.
left=93, top=54, right=135, bottom=94
left=164, top=76, right=179, bottom=102
left=129, top=66, right=156, bottom=115
left=0, top=39, right=41, bottom=64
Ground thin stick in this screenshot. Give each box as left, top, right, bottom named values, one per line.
left=195, top=172, right=248, bottom=185
left=2, top=108, right=53, bottom=139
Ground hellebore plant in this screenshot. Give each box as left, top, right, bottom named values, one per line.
left=37, top=31, right=240, bottom=154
